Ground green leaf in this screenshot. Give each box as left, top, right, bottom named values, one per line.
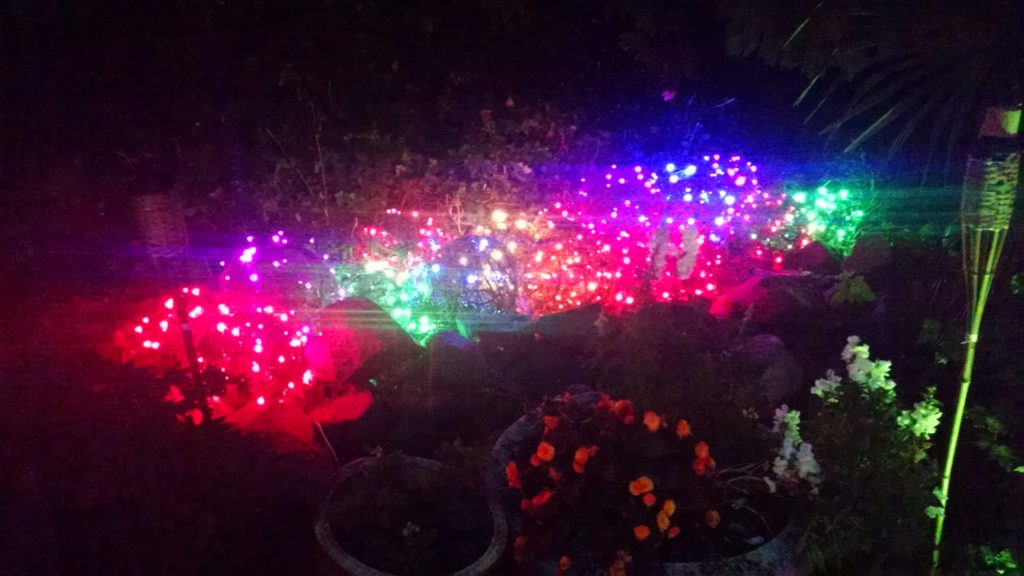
left=831, top=275, right=876, bottom=306
left=924, top=505, right=944, bottom=519
left=1012, top=274, right=1024, bottom=296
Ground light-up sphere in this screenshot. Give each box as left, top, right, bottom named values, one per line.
left=434, top=236, right=518, bottom=314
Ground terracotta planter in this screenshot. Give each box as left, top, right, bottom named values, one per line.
left=489, top=403, right=803, bottom=576
left=316, top=456, right=508, bottom=576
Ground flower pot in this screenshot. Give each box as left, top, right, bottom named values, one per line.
left=659, top=518, right=803, bottom=576
left=316, top=456, right=508, bottom=576
left=490, top=400, right=803, bottom=576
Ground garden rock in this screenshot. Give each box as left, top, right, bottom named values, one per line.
left=749, top=275, right=830, bottom=325
left=782, top=240, right=839, bottom=274
left=842, top=234, right=892, bottom=276
left=736, top=335, right=803, bottom=410
left=307, top=298, right=420, bottom=383
left=526, top=303, right=602, bottom=347
left=427, top=331, right=487, bottom=391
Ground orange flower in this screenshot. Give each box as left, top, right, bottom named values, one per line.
left=693, top=442, right=716, bottom=476
left=675, top=418, right=691, bottom=438
left=531, top=489, right=554, bottom=509
left=705, top=510, right=721, bottom=529
left=608, top=559, right=627, bottom=576
left=661, top=499, right=676, bottom=516
left=595, top=394, right=614, bottom=411
left=634, top=525, right=651, bottom=541
left=694, top=441, right=710, bottom=459
left=558, top=556, right=572, bottom=571
left=537, top=441, right=556, bottom=461
left=642, top=493, right=657, bottom=507
left=572, top=445, right=598, bottom=474
left=531, top=441, right=555, bottom=467
left=667, top=526, right=681, bottom=539
left=549, top=467, right=562, bottom=482
left=543, top=415, right=560, bottom=435
left=628, top=476, right=654, bottom=496
left=513, top=535, right=529, bottom=563
left=693, top=455, right=716, bottom=476
left=506, top=461, right=522, bottom=489
left=656, top=510, right=671, bottom=533
left=643, top=411, right=663, bottom=432
left=611, top=399, right=635, bottom=424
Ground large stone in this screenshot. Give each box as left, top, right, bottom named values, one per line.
left=735, top=334, right=803, bottom=410
left=306, top=298, right=420, bottom=383
left=427, top=331, right=488, bottom=391
left=842, top=234, right=892, bottom=276
left=783, top=241, right=840, bottom=274
left=526, top=303, right=603, bottom=347
left=748, top=275, right=830, bottom=325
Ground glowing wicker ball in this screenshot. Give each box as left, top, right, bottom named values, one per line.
left=434, top=236, right=518, bottom=314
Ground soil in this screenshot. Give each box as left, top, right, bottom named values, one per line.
left=325, top=459, right=494, bottom=576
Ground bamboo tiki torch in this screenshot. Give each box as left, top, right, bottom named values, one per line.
left=932, top=105, right=1021, bottom=572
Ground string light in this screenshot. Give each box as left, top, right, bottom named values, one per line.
left=119, top=286, right=315, bottom=420
left=117, top=154, right=867, bottom=422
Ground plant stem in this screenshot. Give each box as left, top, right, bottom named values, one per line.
left=932, top=229, right=1005, bottom=573
left=315, top=420, right=342, bottom=471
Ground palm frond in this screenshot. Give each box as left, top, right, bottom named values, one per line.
left=887, top=89, right=948, bottom=155
left=802, top=76, right=844, bottom=123
left=819, top=66, right=941, bottom=136
left=843, top=76, right=950, bottom=151
left=843, top=106, right=898, bottom=152
left=941, top=85, right=978, bottom=178
left=794, top=72, right=824, bottom=107
left=802, top=54, right=922, bottom=125
left=781, top=14, right=814, bottom=51
left=919, top=89, right=968, bottom=185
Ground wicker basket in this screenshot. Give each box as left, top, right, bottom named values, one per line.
left=134, top=193, right=196, bottom=279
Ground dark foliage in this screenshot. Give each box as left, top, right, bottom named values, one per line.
left=720, top=0, right=1024, bottom=172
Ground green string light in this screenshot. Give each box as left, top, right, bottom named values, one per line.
left=787, top=184, right=866, bottom=255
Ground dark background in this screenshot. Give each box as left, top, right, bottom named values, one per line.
left=2, top=2, right=1019, bottom=575
left=1, top=0, right=861, bottom=284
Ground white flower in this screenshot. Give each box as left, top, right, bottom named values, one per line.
left=772, top=405, right=790, bottom=434
left=847, top=354, right=873, bottom=384
left=811, top=369, right=842, bottom=400
left=778, top=436, right=796, bottom=460
left=772, top=455, right=790, bottom=477
left=841, top=336, right=863, bottom=362
left=796, top=443, right=821, bottom=479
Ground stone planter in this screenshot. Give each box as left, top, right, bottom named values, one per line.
left=316, top=456, right=508, bottom=576
left=489, top=401, right=803, bottom=576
